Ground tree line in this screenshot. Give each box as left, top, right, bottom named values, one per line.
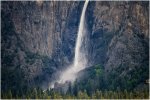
left=1, top=88, right=149, bottom=99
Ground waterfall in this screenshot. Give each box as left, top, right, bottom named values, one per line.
left=50, top=0, right=89, bottom=88
left=74, top=0, right=89, bottom=69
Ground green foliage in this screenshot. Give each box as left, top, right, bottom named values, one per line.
left=2, top=88, right=149, bottom=99
left=7, top=90, right=12, bottom=99
left=106, top=65, right=149, bottom=91
left=94, top=64, right=103, bottom=77
left=74, top=64, right=105, bottom=94
left=77, top=90, right=89, bottom=99
left=1, top=61, right=148, bottom=99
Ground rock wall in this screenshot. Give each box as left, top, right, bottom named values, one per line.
left=1, top=1, right=149, bottom=91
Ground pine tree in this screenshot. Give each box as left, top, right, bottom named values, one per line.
left=33, top=88, right=38, bottom=99
left=83, top=90, right=89, bottom=99
left=91, top=91, right=96, bottom=99
left=77, top=90, right=82, bottom=99
left=124, top=89, right=128, bottom=98
left=103, top=90, right=108, bottom=99
left=8, top=90, right=12, bottom=99
left=95, top=89, right=102, bottom=98
left=43, top=91, right=48, bottom=99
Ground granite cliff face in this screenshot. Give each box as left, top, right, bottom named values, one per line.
left=1, top=1, right=149, bottom=92
left=2, top=1, right=84, bottom=91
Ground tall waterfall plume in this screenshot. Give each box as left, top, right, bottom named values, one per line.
left=50, top=0, right=89, bottom=88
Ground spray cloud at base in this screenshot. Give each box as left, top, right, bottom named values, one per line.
left=50, top=0, right=89, bottom=89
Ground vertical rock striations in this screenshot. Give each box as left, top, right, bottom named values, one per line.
left=1, top=1, right=149, bottom=92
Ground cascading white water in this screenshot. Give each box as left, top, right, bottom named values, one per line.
left=50, top=0, right=89, bottom=88
left=74, top=0, right=89, bottom=69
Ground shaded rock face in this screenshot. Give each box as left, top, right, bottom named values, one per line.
left=86, top=1, right=149, bottom=90
left=1, top=1, right=84, bottom=90
left=1, top=1, right=149, bottom=91
left=87, top=1, right=149, bottom=66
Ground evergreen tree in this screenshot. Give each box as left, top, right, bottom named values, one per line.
left=95, top=89, right=102, bottom=98
left=7, top=90, right=12, bottom=99
left=33, top=88, right=38, bottom=99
